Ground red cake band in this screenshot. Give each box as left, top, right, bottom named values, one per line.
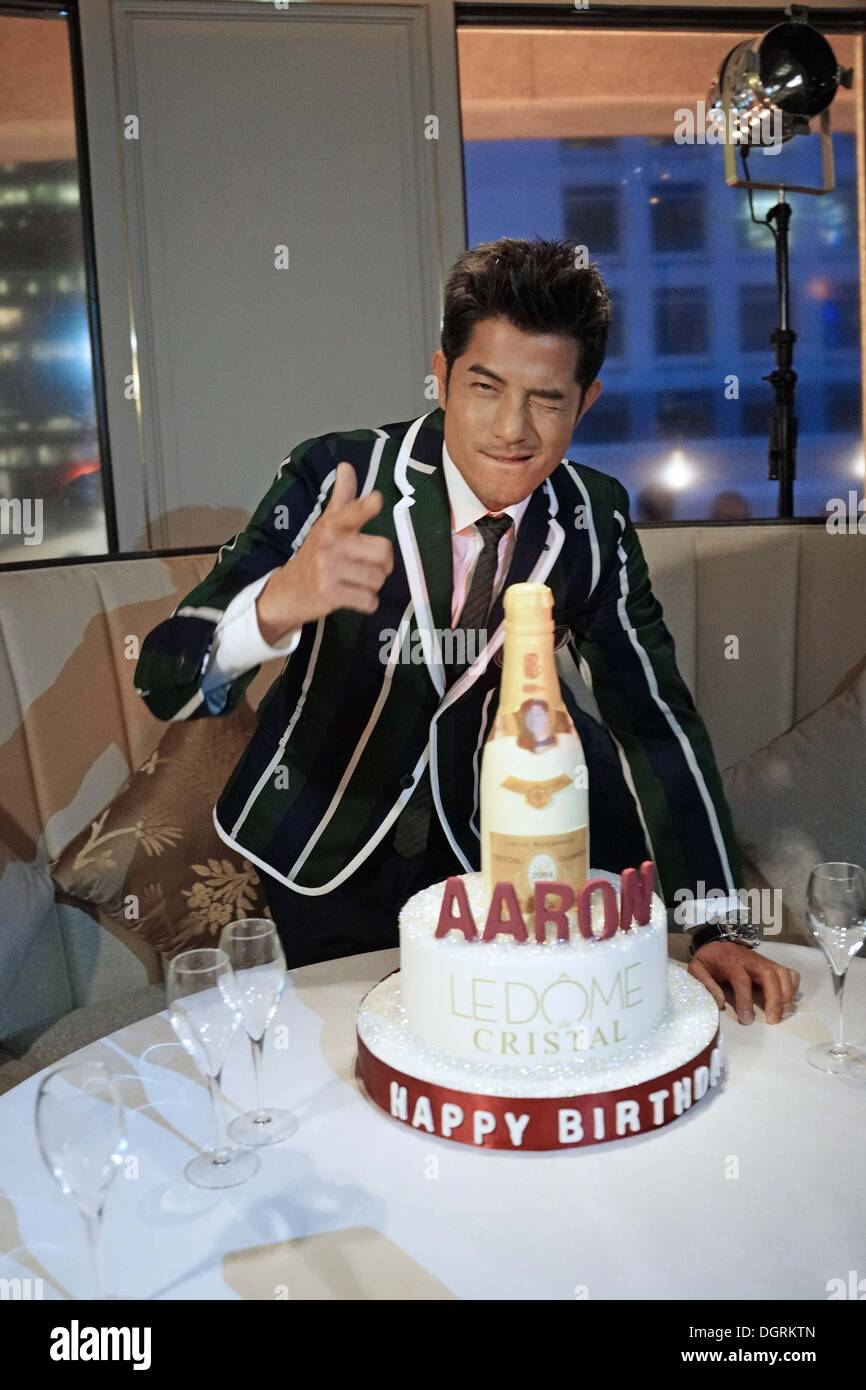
left=356, top=1026, right=722, bottom=1151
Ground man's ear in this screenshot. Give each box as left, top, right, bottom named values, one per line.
left=577, top=379, right=602, bottom=424
left=431, top=349, right=448, bottom=406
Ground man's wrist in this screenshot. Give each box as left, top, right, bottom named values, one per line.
left=255, top=571, right=298, bottom=646
left=211, top=573, right=301, bottom=674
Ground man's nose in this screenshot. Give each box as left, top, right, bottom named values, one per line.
left=492, top=400, right=532, bottom=444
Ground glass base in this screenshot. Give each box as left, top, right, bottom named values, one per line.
left=229, top=1108, right=300, bottom=1148
left=184, top=1146, right=260, bottom=1189
left=806, top=1041, right=866, bottom=1078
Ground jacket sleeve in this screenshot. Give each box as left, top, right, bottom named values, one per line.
left=134, top=433, right=336, bottom=721
left=566, top=475, right=745, bottom=913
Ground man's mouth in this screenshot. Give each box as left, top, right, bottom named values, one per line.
left=483, top=451, right=534, bottom=465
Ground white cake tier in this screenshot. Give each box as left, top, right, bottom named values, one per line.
left=357, top=964, right=720, bottom=1100
left=399, top=867, right=668, bottom=1069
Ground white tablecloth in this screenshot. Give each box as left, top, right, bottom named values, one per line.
left=1, top=943, right=864, bottom=1300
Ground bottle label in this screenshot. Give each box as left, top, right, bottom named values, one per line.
left=491, top=701, right=572, bottom=751
left=489, top=827, right=588, bottom=917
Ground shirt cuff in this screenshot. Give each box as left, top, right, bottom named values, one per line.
left=210, top=572, right=302, bottom=677
left=198, top=574, right=301, bottom=714
left=200, top=657, right=232, bottom=715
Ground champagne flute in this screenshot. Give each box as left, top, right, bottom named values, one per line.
left=166, top=947, right=260, bottom=1187
left=806, top=862, right=866, bottom=1077
left=219, top=918, right=299, bottom=1146
left=35, top=1059, right=127, bottom=1299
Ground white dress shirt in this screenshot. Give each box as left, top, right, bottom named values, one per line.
left=203, top=438, right=533, bottom=687
left=442, top=438, right=532, bottom=624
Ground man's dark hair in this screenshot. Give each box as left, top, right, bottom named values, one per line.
left=440, top=237, right=612, bottom=407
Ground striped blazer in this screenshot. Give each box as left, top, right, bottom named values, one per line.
left=134, top=405, right=743, bottom=905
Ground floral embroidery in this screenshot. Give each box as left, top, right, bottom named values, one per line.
left=176, top=859, right=269, bottom=949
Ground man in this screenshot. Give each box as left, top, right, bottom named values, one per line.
left=135, top=237, right=798, bottom=1024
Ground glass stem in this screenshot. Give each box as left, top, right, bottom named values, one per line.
left=207, top=1069, right=233, bottom=1164
left=831, top=970, right=847, bottom=1057
left=83, top=1208, right=103, bottom=1300
left=251, top=1033, right=267, bottom=1122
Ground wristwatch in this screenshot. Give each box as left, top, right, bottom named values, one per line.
left=689, top=919, right=761, bottom=957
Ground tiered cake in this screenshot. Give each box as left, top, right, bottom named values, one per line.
left=355, top=585, right=723, bottom=1150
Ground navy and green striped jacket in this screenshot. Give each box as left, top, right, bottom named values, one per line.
left=134, top=405, right=743, bottom=906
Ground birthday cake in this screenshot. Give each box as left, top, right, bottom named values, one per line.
left=355, top=584, right=723, bottom=1150
left=399, top=864, right=667, bottom=1066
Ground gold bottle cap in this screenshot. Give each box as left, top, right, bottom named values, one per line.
left=503, top=582, right=554, bottom=632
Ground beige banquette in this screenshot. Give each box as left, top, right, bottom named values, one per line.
left=0, top=521, right=864, bottom=1088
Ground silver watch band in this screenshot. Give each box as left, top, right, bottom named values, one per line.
left=690, top=920, right=760, bottom=955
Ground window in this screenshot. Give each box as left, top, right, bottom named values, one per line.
left=822, top=285, right=860, bottom=352
left=654, top=288, right=709, bottom=357
left=606, top=290, right=625, bottom=359
left=649, top=183, right=706, bottom=254
left=0, top=9, right=109, bottom=563
left=736, top=182, right=858, bottom=255
left=825, top=381, right=861, bottom=433
left=734, top=386, right=773, bottom=438
left=817, top=182, right=857, bottom=250
left=561, top=138, right=619, bottom=152
left=656, top=389, right=715, bottom=439
left=739, top=286, right=779, bottom=354
left=563, top=184, right=621, bottom=255
left=573, top=392, right=631, bottom=444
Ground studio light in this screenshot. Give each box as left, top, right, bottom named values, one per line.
left=708, top=13, right=851, bottom=155
left=705, top=5, right=854, bottom=518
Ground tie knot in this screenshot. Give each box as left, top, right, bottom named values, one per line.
left=476, top=512, right=514, bottom=546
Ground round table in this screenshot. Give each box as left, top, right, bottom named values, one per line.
left=1, top=943, right=863, bottom=1300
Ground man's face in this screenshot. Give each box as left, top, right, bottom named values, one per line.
left=431, top=315, right=601, bottom=512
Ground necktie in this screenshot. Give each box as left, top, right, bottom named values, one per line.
left=447, top=512, right=514, bottom=685
left=393, top=512, right=514, bottom=859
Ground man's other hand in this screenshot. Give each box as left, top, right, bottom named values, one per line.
left=689, top=941, right=801, bottom=1025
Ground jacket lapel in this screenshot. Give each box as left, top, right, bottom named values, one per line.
left=393, top=409, right=452, bottom=697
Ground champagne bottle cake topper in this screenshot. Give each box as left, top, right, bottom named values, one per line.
left=481, top=581, right=590, bottom=923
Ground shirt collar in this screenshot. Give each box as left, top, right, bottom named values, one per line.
left=441, top=437, right=533, bottom=537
